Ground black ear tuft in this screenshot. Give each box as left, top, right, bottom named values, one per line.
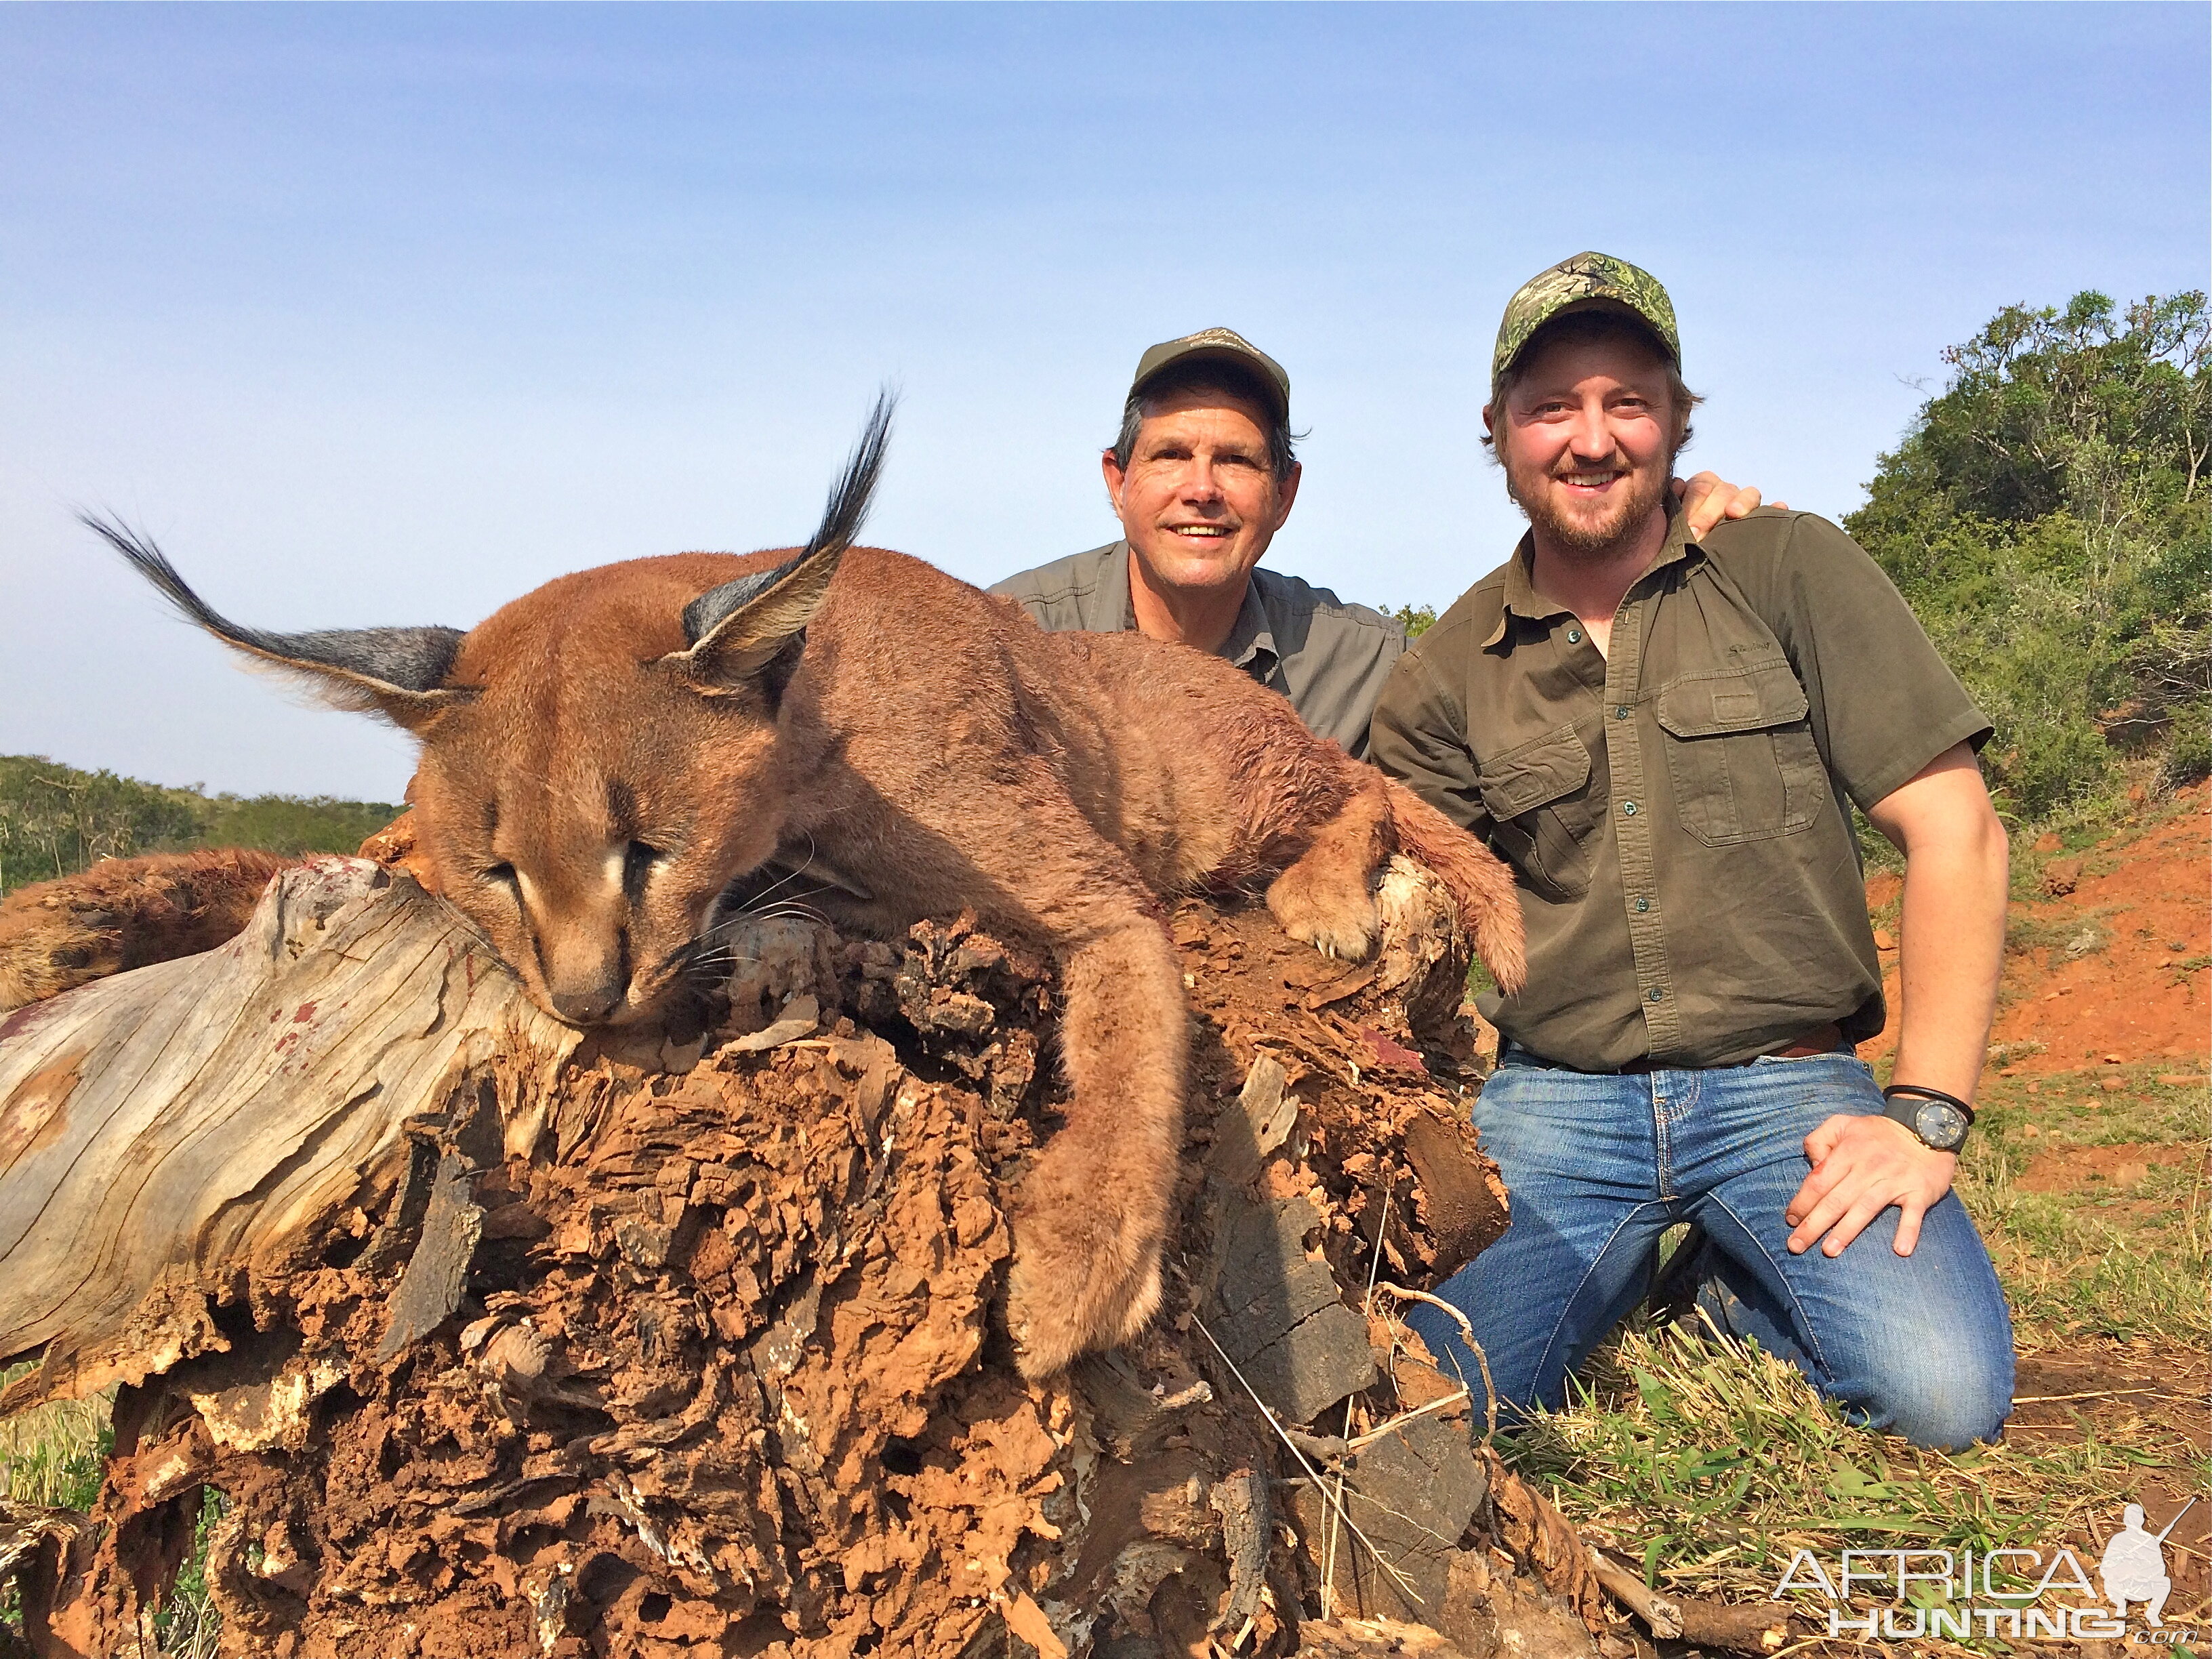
left=805, top=388, right=894, bottom=565
left=664, top=389, right=896, bottom=687
left=84, top=514, right=472, bottom=725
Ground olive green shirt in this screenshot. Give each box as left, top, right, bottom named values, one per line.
left=1369, top=506, right=1990, bottom=1072
left=989, top=541, right=1404, bottom=759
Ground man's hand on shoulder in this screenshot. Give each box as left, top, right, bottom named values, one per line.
left=1674, top=472, right=1787, bottom=539
left=1785, top=1113, right=1957, bottom=1258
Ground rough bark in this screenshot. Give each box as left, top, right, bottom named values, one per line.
left=0, top=857, right=1613, bottom=1659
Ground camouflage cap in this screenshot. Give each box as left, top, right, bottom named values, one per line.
left=1130, top=327, right=1290, bottom=423
left=1492, top=251, right=1681, bottom=385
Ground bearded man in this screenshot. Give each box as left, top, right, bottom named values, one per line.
left=1368, top=253, right=2016, bottom=1449
left=991, top=327, right=1770, bottom=758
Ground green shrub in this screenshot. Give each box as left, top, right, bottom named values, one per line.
left=194, top=792, right=400, bottom=857
left=2159, top=700, right=2212, bottom=787
left=1845, top=289, right=2211, bottom=822
left=0, top=755, right=397, bottom=896
left=0, top=756, right=203, bottom=894
left=1389, top=603, right=1438, bottom=638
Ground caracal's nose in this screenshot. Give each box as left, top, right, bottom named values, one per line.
left=548, top=979, right=622, bottom=1026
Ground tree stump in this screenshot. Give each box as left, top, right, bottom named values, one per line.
left=0, top=859, right=1605, bottom=1659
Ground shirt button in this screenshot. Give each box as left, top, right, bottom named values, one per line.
left=1565, top=628, right=1583, bottom=644
left=1622, top=800, right=1638, bottom=816
left=1616, top=705, right=1631, bottom=719
left=1647, top=987, right=1664, bottom=1002
left=1635, top=897, right=1650, bottom=913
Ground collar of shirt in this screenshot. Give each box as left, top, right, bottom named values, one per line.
left=1101, top=539, right=1282, bottom=678
left=1481, top=498, right=1701, bottom=650
left=1220, top=576, right=1282, bottom=679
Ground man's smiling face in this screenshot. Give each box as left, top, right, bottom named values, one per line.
left=1492, top=329, right=1681, bottom=558
left=1103, top=386, right=1300, bottom=599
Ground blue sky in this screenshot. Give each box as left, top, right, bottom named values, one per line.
left=3, top=3, right=2205, bottom=800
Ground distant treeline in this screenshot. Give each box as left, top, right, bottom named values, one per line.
left=0, top=755, right=397, bottom=895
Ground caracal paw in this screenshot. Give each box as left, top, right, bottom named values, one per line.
left=1265, top=863, right=1380, bottom=963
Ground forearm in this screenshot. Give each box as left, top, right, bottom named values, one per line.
left=1788, top=750, right=2005, bottom=1256
left=1887, top=803, right=2009, bottom=1103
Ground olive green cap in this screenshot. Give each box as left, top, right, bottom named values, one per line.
left=1492, top=251, right=1681, bottom=384
left=1129, top=327, right=1290, bottom=422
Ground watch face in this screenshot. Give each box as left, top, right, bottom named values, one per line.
left=1915, top=1101, right=1969, bottom=1150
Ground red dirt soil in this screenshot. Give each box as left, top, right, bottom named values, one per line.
left=1869, top=782, right=2211, bottom=1646
left=1864, top=781, right=2211, bottom=1073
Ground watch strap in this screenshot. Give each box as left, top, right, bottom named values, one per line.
left=1881, top=1082, right=1976, bottom=1124
left=1881, top=1083, right=1973, bottom=1151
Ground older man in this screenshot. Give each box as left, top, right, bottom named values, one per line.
left=992, top=328, right=1769, bottom=758
left=1369, top=253, right=2016, bottom=1448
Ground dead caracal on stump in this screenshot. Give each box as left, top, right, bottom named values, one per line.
left=87, top=397, right=1524, bottom=1375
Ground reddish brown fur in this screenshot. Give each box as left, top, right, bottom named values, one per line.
left=392, top=546, right=1523, bottom=1372
left=0, top=848, right=293, bottom=1013
left=113, top=539, right=1526, bottom=1376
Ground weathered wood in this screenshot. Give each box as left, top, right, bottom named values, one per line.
left=0, top=858, right=575, bottom=1415
left=372, top=1149, right=487, bottom=1361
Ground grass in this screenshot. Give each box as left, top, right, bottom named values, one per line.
left=1954, top=1065, right=2209, bottom=1349
left=0, top=1382, right=110, bottom=1511
left=152, top=1488, right=226, bottom=1659
left=2003, top=907, right=2114, bottom=962
left=1511, top=783, right=2210, bottom=1649
left=0, top=1379, right=115, bottom=1645
left=1508, top=1317, right=2171, bottom=1597
left=0, top=1374, right=224, bottom=1656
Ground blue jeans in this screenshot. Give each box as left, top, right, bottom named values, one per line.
left=1404, top=1047, right=2015, bottom=1450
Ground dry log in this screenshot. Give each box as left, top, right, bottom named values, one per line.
left=0, top=853, right=1618, bottom=1659
left=1586, top=1551, right=1681, bottom=1640
left=0, top=858, right=575, bottom=1418
left=1672, top=1599, right=1803, bottom=1655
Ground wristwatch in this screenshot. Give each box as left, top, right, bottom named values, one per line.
left=1881, top=1084, right=1974, bottom=1152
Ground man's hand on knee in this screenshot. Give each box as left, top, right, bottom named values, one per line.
left=1785, top=1114, right=1958, bottom=1258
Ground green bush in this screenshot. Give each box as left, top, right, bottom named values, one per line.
left=194, top=793, right=401, bottom=857
left=1388, top=602, right=1438, bottom=639
left=0, top=754, right=397, bottom=896
left=1845, top=289, right=2212, bottom=821
left=0, top=756, right=203, bottom=894
left=2160, top=701, right=2212, bottom=787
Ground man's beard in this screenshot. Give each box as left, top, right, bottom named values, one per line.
left=1506, top=449, right=1675, bottom=560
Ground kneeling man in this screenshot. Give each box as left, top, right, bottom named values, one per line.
left=1370, top=253, right=2015, bottom=1449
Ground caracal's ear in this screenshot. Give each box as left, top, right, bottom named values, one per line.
left=84, top=515, right=474, bottom=733
left=665, top=390, right=894, bottom=693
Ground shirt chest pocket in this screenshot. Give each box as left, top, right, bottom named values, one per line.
left=1477, top=726, right=1598, bottom=900
left=1656, top=658, right=1828, bottom=846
